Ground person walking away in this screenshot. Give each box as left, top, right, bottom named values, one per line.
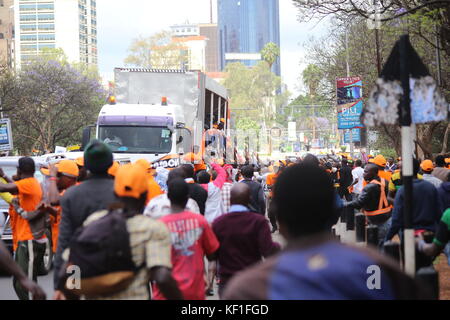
left=0, top=240, right=45, bottom=299
left=432, top=155, right=449, bottom=182
left=266, top=162, right=285, bottom=233
left=386, top=159, right=444, bottom=269
left=53, top=140, right=116, bottom=300
left=220, top=164, right=234, bottom=214
left=41, top=160, right=79, bottom=254
left=437, top=171, right=450, bottom=210
left=350, top=160, right=364, bottom=200
left=152, top=179, right=219, bottom=300
left=180, top=164, right=208, bottom=215
left=338, top=159, right=353, bottom=201
left=79, top=164, right=183, bottom=300
left=0, top=157, right=45, bottom=300
left=212, top=183, right=280, bottom=297
left=197, top=162, right=227, bottom=224
left=344, top=164, right=393, bottom=247
left=418, top=207, right=450, bottom=264
left=240, top=165, right=266, bottom=215
left=222, top=163, right=431, bottom=300
left=421, top=160, right=443, bottom=189
left=144, top=168, right=200, bottom=219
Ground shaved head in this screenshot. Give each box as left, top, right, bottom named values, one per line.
left=230, top=183, right=251, bottom=207
left=364, top=163, right=379, bottom=181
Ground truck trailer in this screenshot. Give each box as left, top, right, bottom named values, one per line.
left=81, top=68, right=233, bottom=168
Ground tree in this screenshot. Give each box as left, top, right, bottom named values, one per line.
left=302, top=64, right=323, bottom=97
left=223, top=61, right=286, bottom=130
left=1, top=57, right=106, bottom=154
left=124, top=30, right=188, bottom=69
left=261, top=42, right=280, bottom=69
left=300, top=15, right=449, bottom=157
left=293, top=1, right=449, bottom=48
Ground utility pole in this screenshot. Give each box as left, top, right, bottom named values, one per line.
left=374, top=0, right=382, bottom=75
left=345, top=31, right=354, bottom=158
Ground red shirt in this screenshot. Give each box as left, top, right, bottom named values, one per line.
left=152, top=211, right=219, bottom=300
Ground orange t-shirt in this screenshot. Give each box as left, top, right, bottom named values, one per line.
left=10, top=177, right=43, bottom=247
left=378, top=170, right=392, bottom=182
left=266, top=173, right=278, bottom=197
left=146, top=177, right=164, bottom=204
left=50, top=189, right=66, bottom=253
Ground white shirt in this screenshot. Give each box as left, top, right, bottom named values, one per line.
left=143, top=194, right=200, bottom=220
left=352, top=166, right=365, bottom=194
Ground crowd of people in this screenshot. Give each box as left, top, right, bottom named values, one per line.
left=0, top=140, right=449, bottom=300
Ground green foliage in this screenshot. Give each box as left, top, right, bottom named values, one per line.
left=302, top=64, right=323, bottom=97
left=261, top=42, right=280, bottom=68
left=0, top=50, right=106, bottom=154
left=235, top=118, right=260, bottom=130
left=223, top=61, right=287, bottom=128
left=301, top=15, right=449, bottom=157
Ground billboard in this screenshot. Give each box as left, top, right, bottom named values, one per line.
left=0, top=119, right=13, bottom=151
left=344, top=128, right=361, bottom=143
left=336, top=77, right=364, bottom=130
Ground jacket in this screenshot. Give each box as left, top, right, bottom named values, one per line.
left=345, top=178, right=391, bottom=225
left=53, top=175, right=116, bottom=289
left=386, top=179, right=444, bottom=240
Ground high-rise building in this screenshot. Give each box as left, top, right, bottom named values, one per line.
left=0, top=0, right=15, bottom=69
left=170, top=22, right=219, bottom=73
left=14, top=0, right=97, bottom=68
left=218, top=0, right=281, bottom=75
left=199, top=23, right=219, bottom=72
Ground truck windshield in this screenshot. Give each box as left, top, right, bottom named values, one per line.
left=98, top=126, right=172, bottom=154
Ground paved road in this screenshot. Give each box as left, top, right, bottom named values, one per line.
left=0, top=232, right=285, bottom=300
left=0, top=271, right=220, bottom=300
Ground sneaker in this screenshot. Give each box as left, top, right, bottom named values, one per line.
left=206, top=288, right=214, bottom=296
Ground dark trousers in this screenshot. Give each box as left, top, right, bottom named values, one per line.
left=13, top=240, right=46, bottom=300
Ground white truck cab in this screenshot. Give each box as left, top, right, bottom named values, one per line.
left=95, top=99, right=191, bottom=167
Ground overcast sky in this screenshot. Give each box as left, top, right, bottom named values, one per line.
left=97, top=0, right=328, bottom=97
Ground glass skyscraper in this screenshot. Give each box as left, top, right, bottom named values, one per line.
left=218, top=0, right=280, bottom=75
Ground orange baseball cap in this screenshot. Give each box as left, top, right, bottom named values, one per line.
left=194, top=163, right=207, bottom=172
left=114, top=164, right=148, bottom=199
left=41, top=160, right=79, bottom=178
left=373, top=155, right=386, bottom=167
left=421, top=160, right=434, bottom=172
left=75, top=157, right=84, bottom=167
left=108, top=161, right=120, bottom=177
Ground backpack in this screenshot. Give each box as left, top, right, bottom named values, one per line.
left=58, top=209, right=142, bottom=297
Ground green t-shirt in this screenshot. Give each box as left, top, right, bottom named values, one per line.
left=433, top=208, right=450, bottom=247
